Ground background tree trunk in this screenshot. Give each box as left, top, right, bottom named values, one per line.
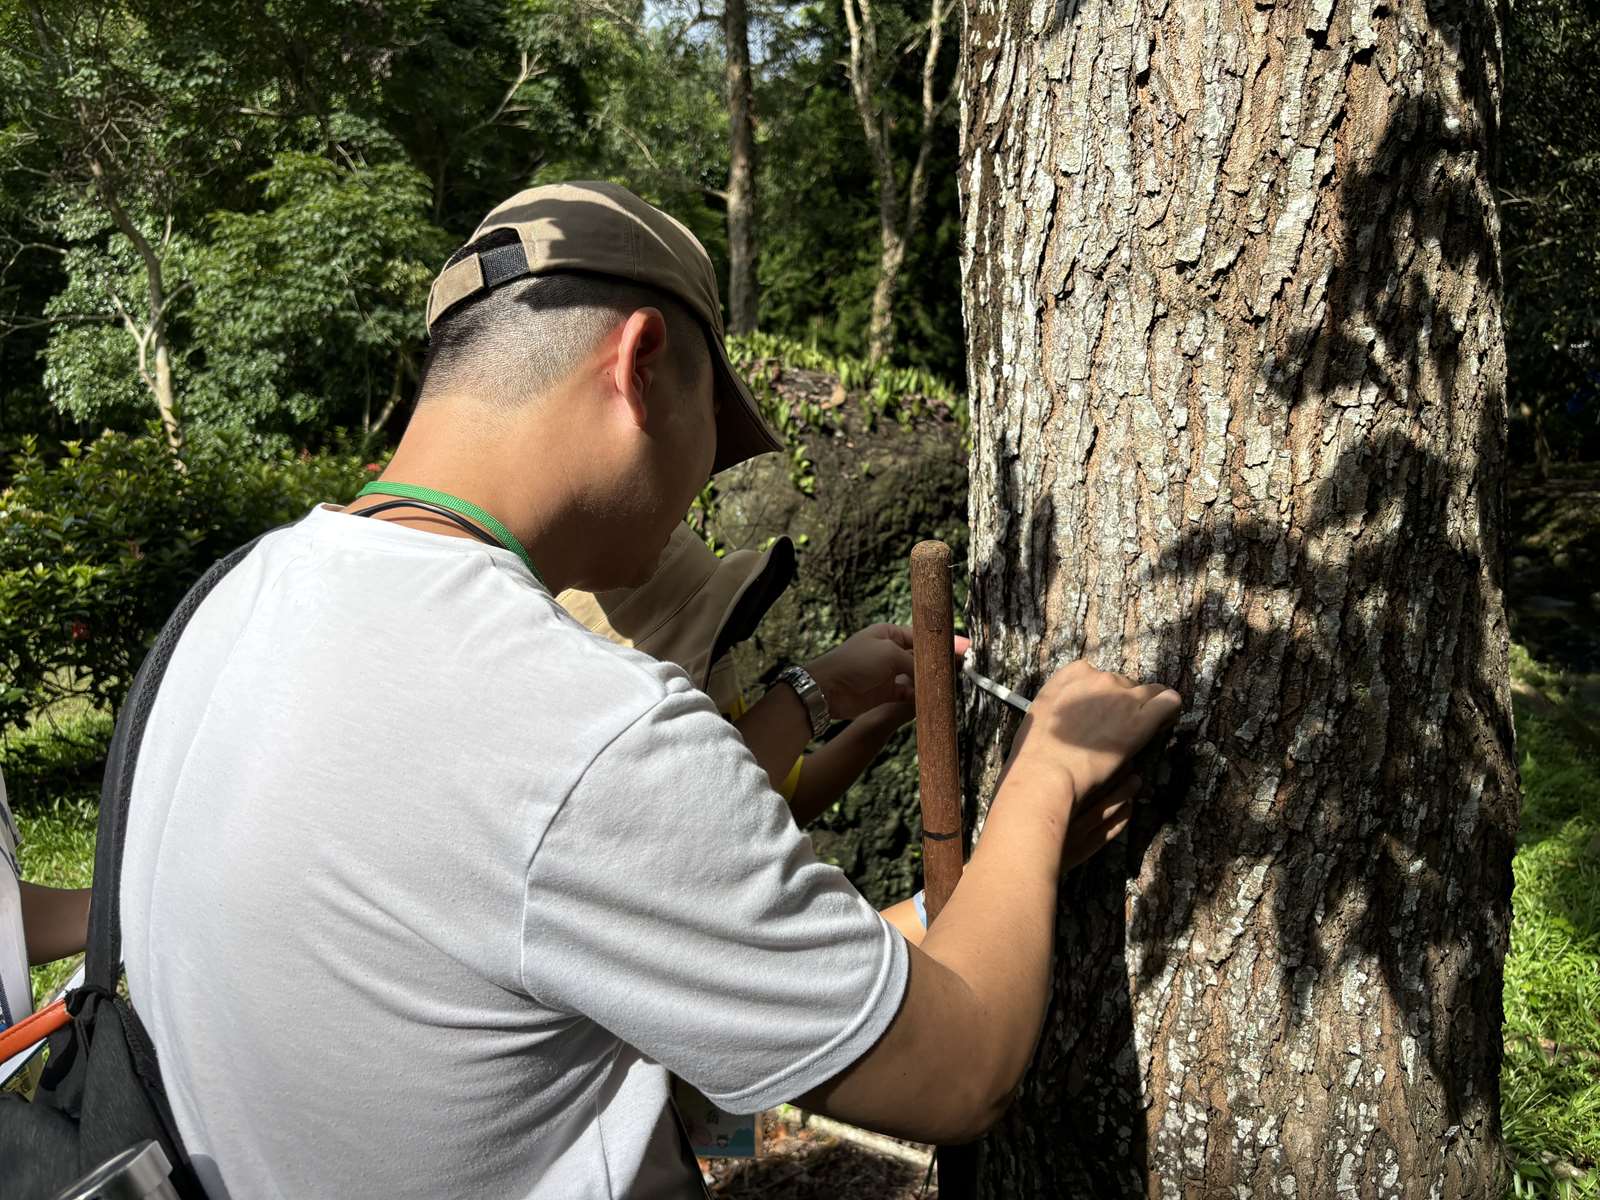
left=957, top=0, right=1518, bottom=1196
left=86, top=156, right=183, bottom=454
left=867, top=217, right=907, bottom=365
left=152, top=338, right=178, bottom=452
left=724, top=0, right=758, bottom=335
left=844, top=0, right=952, bottom=365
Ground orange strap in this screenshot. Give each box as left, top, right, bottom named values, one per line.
left=0, top=997, right=69, bottom=1068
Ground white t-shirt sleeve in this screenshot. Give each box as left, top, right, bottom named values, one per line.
left=520, top=679, right=909, bottom=1114
left=0, top=768, right=34, bottom=1032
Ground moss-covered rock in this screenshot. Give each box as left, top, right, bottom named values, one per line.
left=703, top=363, right=968, bottom=907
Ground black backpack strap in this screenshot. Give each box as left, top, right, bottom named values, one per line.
left=83, top=533, right=274, bottom=994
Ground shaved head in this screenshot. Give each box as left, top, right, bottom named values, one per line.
left=419, top=235, right=713, bottom=410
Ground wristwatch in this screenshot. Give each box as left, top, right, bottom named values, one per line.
left=776, top=665, right=831, bottom=740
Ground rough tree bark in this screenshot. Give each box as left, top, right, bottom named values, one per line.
left=842, top=0, right=954, bottom=363
left=724, top=0, right=758, bottom=335
left=957, top=0, right=1517, bottom=1196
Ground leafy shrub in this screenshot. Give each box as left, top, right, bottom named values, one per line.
left=183, top=153, right=448, bottom=437
left=0, top=429, right=370, bottom=732
left=726, top=331, right=968, bottom=434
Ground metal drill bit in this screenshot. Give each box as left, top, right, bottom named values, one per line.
left=961, top=649, right=1032, bottom=714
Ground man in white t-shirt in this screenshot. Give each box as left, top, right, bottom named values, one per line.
left=120, top=182, right=1182, bottom=1199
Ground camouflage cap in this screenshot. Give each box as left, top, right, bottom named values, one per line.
left=427, top=180, right=782, bottom=475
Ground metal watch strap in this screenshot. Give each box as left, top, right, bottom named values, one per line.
left=776, top=665, right=830, bottom=740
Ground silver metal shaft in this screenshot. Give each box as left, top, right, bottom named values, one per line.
left=960, top=650, right=1032, bottom=714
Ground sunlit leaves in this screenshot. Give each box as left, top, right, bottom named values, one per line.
left=184, top=153, right=448, bottom=435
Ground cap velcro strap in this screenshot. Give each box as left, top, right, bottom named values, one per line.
left=478, top=239, right=531, bottom=288
left=427, top=255, right=484, bottom=328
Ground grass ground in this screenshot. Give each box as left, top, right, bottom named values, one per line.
left=2, top=649, right=1596, bottom=1194
left=1503, top=649, right=1600, bottom=1198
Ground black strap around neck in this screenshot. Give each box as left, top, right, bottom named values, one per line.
left=353, top=498, right=502, bottom=550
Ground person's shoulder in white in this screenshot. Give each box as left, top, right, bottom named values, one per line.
left=291, top=501, right=910, bottom=1147
left=292, top=500, right=681, bottom=740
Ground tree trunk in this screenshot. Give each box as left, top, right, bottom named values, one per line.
left=868, top=218, right=906, bottom=366
left=1518, top=402, right=1553, bottom=482
left=364, top=353, right=410, bottom=451
left=957, top=1, right=1517, bottom=1196
left=724, top=0, right=758, bottom=335
left=87, top=157, right=183, bottom=455
left=845, top=0, right=952, bottom=366
left=152, top=338, right=180, bottom=454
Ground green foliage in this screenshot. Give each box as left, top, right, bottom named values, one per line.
left=3, top=0, right=1584, bottom=470
left=0, top=0, right=266, bottom=433
left=729, top=330, right=967, bottom=433
left=1, top=0, right=970, bottom=458
left=1502, top=649, right=1600, bottom=1196
left=753, top=0, right=964, bottom=377
left=39, top=237, right=162, bottom=428
left=0, top=431, right=369, bottom=732
left=184, top=154, right=449, bottom=436
left=2, top=2, right=683, bottom=439
left=1511, top=1162, right=1600, bottom=1200
left=375, top=0, right=627, bottom=239
left=1502, top=0, right=1600, bottom=467
left=720, top=331, right=965, bottom=499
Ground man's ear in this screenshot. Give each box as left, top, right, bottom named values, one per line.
left=613, top=307, right=669, bottom=429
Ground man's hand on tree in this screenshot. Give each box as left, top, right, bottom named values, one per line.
left=997, top=659, right=1182, bottom=864
left=1058, top=772, right=1142, bottom=870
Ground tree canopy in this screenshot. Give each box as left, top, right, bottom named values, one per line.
left=0, top=0, right=1590, bottom=464
left=0, top=0, right=968, bottom=455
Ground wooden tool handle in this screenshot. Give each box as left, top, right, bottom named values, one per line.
left=910, top=539, right=964, bottom=923
left=910, top=540, right=980, bottom=1198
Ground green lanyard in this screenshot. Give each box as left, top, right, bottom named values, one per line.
left=355, top=481, right=544, bottom=587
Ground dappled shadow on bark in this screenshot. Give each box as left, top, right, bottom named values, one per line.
left=1122, top=419, right=1515, bottom=1110
left=965, top=13, right=1515, bottom=1194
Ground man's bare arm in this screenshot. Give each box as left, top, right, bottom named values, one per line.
left=19, top=881, right=91, bottom=966
left=787, top=702, right=910, bottom=825
left=798, top=662, right=1181, bottom=1143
